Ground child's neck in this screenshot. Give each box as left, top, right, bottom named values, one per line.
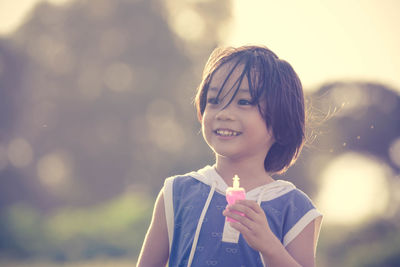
left=215, top=157, right=275, bottom=191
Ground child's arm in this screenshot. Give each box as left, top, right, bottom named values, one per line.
left=137, top=190, right=169, bottom=267
left=223, top=200, right=319, bottom=267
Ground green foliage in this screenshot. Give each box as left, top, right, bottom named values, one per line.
left=317, top=218, right=400, bottom=267
left=2, top=192, right=153, bottom=261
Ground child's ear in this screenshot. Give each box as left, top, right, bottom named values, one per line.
left=268, top=127, right=276, bottom=143
left=266, top=124, right=273, bottom=134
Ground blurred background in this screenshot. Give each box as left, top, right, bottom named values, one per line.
left=0, top=0, right=399, bottom=266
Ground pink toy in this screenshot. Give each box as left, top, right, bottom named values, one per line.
left=226, top=175, right=246, bottom=222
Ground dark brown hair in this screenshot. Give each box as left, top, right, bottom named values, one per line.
left=195, top=45, right=305, bottom=174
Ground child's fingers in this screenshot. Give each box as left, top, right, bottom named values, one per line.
left=223, top=209, right=256, bottom=230
left=229, top=221, right=253, bottom=236
left=227, top=200, right=263, bottom=221
left=236, top=199, right=264, bottom=214
left=227, top=204, right=258, bottom=222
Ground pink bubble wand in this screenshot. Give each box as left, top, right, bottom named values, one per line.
left=225, top=175, right=246, bottom=222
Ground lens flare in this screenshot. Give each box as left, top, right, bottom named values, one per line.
left=316, top=152, right=390, bottom=225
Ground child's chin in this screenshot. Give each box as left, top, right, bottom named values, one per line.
left=214, top=150, right=242, bottom=160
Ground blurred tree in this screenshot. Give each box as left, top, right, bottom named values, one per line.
left=1, top=0, right=231, bottom=211
left=310, top=82, right=400, bottom=172
left=0, top=39, right=22, bottom=137
left=294, top=82, right=400, bottom=267
left=0, top=0, right=232, bottom=262
left=281, top=82, right=400, bottom=196
left=0, top=39, right=41, bottom=212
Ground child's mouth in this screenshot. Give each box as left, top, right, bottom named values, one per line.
left=214, top=129, right=241, bottom=137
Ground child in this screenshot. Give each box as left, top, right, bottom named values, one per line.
left=137, top=46, right=322, bottom=267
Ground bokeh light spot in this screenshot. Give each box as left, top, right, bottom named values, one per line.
left=37, top=151, right=72, bottom=192
left=146, top=99, right=185, bottom=152
left=389, top=137, right=400, bottom=168
left=316, top=152, right=390, bottom=225
left=0, top=144, right=8, bottom=171
left=104, top=62, right=134, bottom=92
left=170, top=7, right=205, bottom=42
left=27, top=34, right=74, bottom=75
left=7, top=138, right=33, bottom=168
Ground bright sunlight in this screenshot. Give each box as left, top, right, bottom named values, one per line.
left=316, top=152, right=390, bottom=225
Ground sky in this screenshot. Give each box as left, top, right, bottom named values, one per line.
left=1, top=0, right=399, bottom=93
left=0, top=0, right=399, bottom=225
left=226, top=0, right=400, bottom=93
left=0, top=0, right=70, bottom=33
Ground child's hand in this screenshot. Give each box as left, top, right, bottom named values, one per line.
left=223, top=199, right=274, bottom=254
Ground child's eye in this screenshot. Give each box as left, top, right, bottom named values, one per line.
left=207, top=98, right=220, bottom=105
left=238, top=99, right=254, bottom=105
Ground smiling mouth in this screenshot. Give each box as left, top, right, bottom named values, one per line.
left=214, top=129, right=241, bottom=137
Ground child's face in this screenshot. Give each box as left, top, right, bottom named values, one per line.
left=202, top=62, right=275, bottom=163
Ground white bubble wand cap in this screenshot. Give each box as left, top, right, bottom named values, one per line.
left=232, top=174, right=241, bottom=189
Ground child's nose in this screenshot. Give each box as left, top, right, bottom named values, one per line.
left=215, top=104, right=235, bottom=121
